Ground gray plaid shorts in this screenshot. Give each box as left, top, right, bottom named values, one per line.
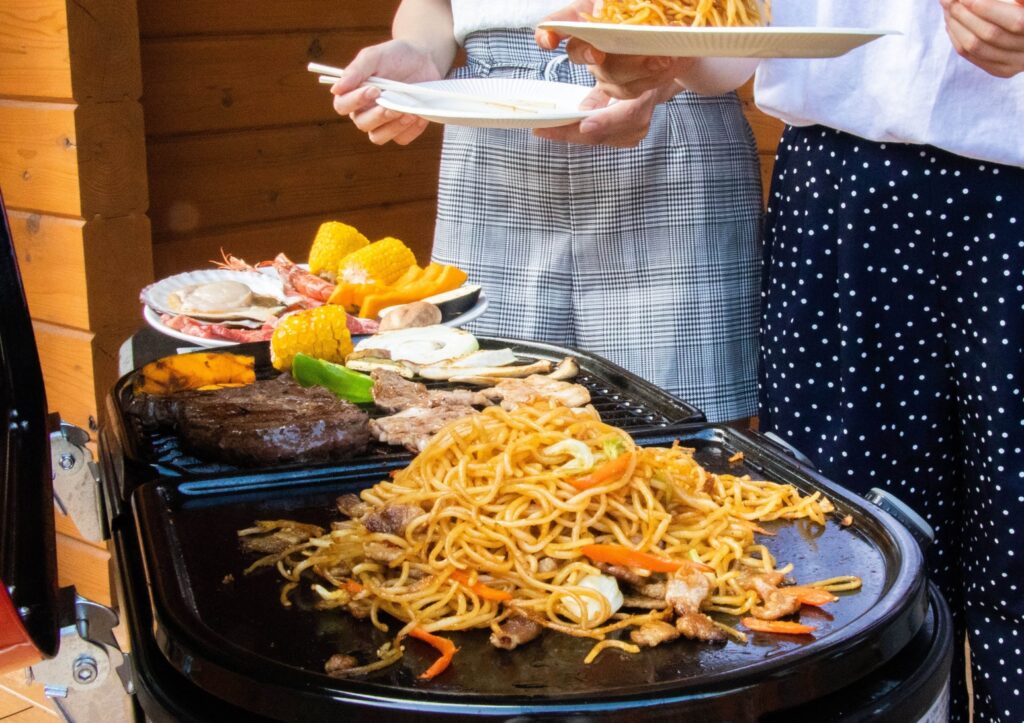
left=432, top=29, right=762, bottom=422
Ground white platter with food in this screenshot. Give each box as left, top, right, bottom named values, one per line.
left=143, top=289, right=489, bottom=349
left=375, top=79, right=601, bottom=129
left=535, top=22, right=897, bottom=58
left=140, top=269, right=295, bottom=322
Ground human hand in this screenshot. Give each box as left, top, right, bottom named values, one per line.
left=533, top=88, right=659, bottom=147
left=536, top=1, right=694, bottom=100
left=940, top=0, right=1024, bottom=78
left=330, top=40, right=441, bottom=145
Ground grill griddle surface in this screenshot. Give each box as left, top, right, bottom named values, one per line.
left=133, top=427, right=926, bottom=718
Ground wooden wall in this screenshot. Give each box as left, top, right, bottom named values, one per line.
left=0, top=0, right=154, bottom=434
left=137, top=1, right=443, bottom=278
left=0, top=0, right=146, bottom=677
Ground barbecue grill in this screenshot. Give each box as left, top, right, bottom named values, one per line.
left=0, top=193, right=952, bottom=721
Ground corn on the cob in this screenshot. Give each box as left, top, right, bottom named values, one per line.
left=308, top=221, right=369, bottom=281
left=270, top=306, right=353, bottom=371
left=337, top=236, right=416, bottom=286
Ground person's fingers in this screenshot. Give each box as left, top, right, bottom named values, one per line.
left=391, top=116, right=430, bottom=146
left=960, top=0, right=1024, bottom=38
left=946, top=13, right=1024, bottom=74
left=950, top=0, right=1024, bottom=51
left=535, top=0, right=593, bottom=48
left=578, top=87, right=613, bottom=111
left=365, top=114, right=422, bottom=145
left=566, top=38, right=607, bottom=65
left=332, top=86, right=380, bottom=116
left=349, top=105, right=402, bottom=134
left=330, top=46, right=385, bottom=94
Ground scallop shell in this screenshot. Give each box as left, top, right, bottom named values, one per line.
left=140, top=269, right=293, bottom=322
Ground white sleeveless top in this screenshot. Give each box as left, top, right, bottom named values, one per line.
left=451, top=0, right=566, bottom=43
left=755, top=0, right=1024, bottom=166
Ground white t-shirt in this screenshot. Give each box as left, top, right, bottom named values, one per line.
left=755, top=0, right=1024, bottom=167
left=451, top=0, right=565, bottom=43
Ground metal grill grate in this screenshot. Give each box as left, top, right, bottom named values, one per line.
left=126, top=371, right=681, bottom=479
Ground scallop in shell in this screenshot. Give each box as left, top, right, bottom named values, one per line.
left=141, top=269, right=294, bottom=322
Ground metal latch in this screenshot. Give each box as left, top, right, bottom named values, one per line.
left=27, top=590, right=133, bottom=723
left=49, top=421, right=104, bottom=542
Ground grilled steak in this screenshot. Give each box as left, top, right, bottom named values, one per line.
left=132, top=375, right=370, bottom=466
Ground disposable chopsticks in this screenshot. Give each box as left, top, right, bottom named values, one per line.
left=307, top=62, right=558, bottom=114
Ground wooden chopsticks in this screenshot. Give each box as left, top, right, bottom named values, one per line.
left=307, top=62, right=558, bottom=114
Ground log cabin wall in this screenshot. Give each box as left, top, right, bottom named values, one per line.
left=138, top=1, right=443, bottom=276
left=0, top=0, right=152, bottom=643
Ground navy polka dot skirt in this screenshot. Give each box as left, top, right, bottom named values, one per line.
left=761, top=125, right=1024, bottom=723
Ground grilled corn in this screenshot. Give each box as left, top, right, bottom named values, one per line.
left=270, top=306, right=353, bottom=371
left=337, top=236, right=416, bottom=286
left=309, top=221, right=369, bottom=281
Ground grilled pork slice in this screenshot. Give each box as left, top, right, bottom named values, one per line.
left=362, top=505, right=423, bottom=536
left=490, top=615, right=544, bottom=650
left=369, top=403, right=478, bottom=452
left=336, top=493, right=371, bottom=520
left=742, top=573, right=802, bottom=621
left=630, top=620, right=681, bottom=648
left=371, top=369, right=487, bottom=413
left=480, top=375, right=591, bottom=410
left=665, top=566, right=725, bottom=642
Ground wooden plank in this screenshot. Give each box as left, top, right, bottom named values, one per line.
left=65, top=0, right=143, bottom=102
left=2, top=705, right=57, bottom=722
left=153, top=199, right=438, bottom=278
left=9, top=213, right=89, bottom=330
left=0, top=673, right=55, bottom=717
left=55, top=534, right=111, bottom=609
left=0, top=0, right=71, bottom=100
left=147, top=121, right=442, bottom=238
left=9, top=212, right=152, bottom=336
left=140, top=29, right=392, bottom=136
left=139, top=2, right=399, bottom=37
left=0, top=101, right=148, bottom=218
left=0, top=101, right=79, bottom=216
left=0, top=688, right=30, bottom=718
left=33, top=322, right=97, bottom=433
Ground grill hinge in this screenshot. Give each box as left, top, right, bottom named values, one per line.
left=27, top=590, right=134, bottom=723
left=49, top=419, right=106, bottom=543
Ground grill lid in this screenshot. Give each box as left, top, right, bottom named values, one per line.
left=0, top=190, right=60, bottom=666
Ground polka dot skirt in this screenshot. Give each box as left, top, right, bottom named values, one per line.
left=760, top=125, right=1024, bottom=723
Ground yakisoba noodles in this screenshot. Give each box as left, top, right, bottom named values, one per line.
left=587, top=0, right=771, bottom=27
left=242, top=403, right=859, bottom=679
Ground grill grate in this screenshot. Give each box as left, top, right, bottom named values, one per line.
left=124, top=371, right=681, bottom=479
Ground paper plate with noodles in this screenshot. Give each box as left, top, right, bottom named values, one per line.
left=536, top=22, right=896, bottom=58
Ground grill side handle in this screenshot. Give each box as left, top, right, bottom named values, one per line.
left=759, top=432, right=935, bottom=552
left=863, top=488, right=935, bottom=552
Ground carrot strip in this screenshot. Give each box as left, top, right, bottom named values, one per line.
left=741, top=618, right=816, bottom=635
left=408, top=628, right=458, bottom=680
left=570, top=453, right=635, bottom=490
left=345, top=579, right=364, bottom=594
left=580, top=544, right=714, bottom=574
left=449, top=570, right=513, bottom=602
left=782, top=586, right=839, bottom=606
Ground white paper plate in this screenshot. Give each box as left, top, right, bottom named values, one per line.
left=535, top=22, right=897, bottom=58
left=376, top=79, right=600, bottom=129
left=143, top=290, right=490, bottom=349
